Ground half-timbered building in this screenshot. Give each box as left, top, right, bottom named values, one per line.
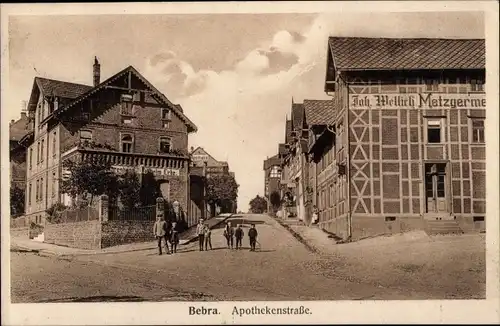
left=322, top=37, right=486, bottom=240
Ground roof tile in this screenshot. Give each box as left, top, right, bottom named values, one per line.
left=329, top=37, right=485, bottom=71
left=36, top=77, right=92, bottom=99
left=303, top=100, right=336, bottom=126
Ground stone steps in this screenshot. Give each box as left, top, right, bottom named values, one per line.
left=32, top=232, right=45, bottom=243
left=425, top=220, right=463, bottom=235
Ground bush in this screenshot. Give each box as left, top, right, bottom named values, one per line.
left=45, top=203, right=68, bottom=224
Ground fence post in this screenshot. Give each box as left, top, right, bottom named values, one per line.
left=156, top=197, right=164, bottom=220
left=100, top=195, right=109, bottom=222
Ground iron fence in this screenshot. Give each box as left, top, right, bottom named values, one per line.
left=54, top=206, right=99, bottom=224
left=108, top=205, right=157, bottom=221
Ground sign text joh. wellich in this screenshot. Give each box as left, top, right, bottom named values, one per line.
left=351, top=93, right=486, bottom=109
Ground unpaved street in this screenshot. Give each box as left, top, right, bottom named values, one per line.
left=11, top=214, right=485, bottom=302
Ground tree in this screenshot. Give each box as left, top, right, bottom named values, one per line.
left=10, top=185, right=25, bottom=218
left=205, top=174, right=239, bottom=214
left=61, top=158, right=118, bottom=207
left=269, top=191, right=281, bottom=211
left=118, top=170, right=141, bottom=209
left=249, top=195, right=267, bottom=214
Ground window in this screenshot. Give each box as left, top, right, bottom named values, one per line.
left=40, top=178, right=44, bottom=200
left=471, top=119, right=485, bottom=143
left=162, top=108, right=171, bottom=120
left=28, top=183, right=32, bottom=205
left=425, top=80, right=439, bottom=92
left=29, top=148, right=33, bottom=169
left=159, top=137, right=172, bottom=153
left=121, top=134, right=134, bottom=153
left=52, top=172, right=56, bottom=197
left=40, top=139, right=44, bottom=162
left=36, top=179, right=39, bottom=202
left=80, top=130, right=93, bottom=144
left=470, top=79, right=484, bottom=92
left=120, top=94, right=133, bottom=116
left=427, top=119, right=442, bottom=143
left=37, top=142, right=40, bottom=164
left=270, top=166, right=281, bottom=178
left=52, top=131, right=57, bottom=156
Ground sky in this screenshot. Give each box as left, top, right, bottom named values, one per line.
left=7, top=12, right=484, bottom=212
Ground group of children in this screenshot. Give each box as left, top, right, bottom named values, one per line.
left=154, top=217, right=260, bottom=255
left=152, top=216, right=180, bottom=255
left=222, top=222, right=259, bottom=251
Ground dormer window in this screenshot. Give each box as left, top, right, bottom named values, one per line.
left=120, top=94, right=134, bottom=116
left=159, top=137, right=172, bottom=153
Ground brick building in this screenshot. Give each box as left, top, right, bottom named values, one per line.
left=19, top=57, right=197, bottom=224
left=318, top=37, right=486, bottom=240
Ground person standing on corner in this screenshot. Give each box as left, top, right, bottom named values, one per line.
left=235, top=224, right=244, bottom=250
left=196, top=219, right=205, bottom=251
left=203, top=222, right=212, bottom=251
left=153, top=216, right=168, bottom=255
left=248, top=223, right=258, bottom=251
left=223, top=222, right=234, bottom=249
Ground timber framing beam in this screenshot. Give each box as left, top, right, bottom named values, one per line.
left=104, top=85, right=154, bottom=93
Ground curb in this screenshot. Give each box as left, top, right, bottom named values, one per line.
left=182, top=214, right=234, bottom=245
left=272, top=217, right=321, bottom=254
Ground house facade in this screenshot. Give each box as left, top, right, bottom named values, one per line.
left=321, top=37, right=486, bottom=240
left=190, top=146, right=237, bottom=215
left=10, top=112, right=31, bottom=191
left=20, top=58, right=197, bottom=224
left=263, top=154, right=282, bottom=211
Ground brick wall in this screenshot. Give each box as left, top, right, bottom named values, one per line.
left=45, top=220, right=101, bottom=249
left=351, top=215, right=423, bottom=240
left=101, top=220, right=155, bottom=248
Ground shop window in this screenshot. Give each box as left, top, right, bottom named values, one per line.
left=121, top=134, right=134, bottom=153
left=471, top=119, right=485, bottom=143
left=427, top=119, right=442, bottom=144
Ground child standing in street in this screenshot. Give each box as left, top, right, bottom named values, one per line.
left=153, top=216, right=168, bottom=255
left=203, top=222, right=212, bottom=250
left=235, top=224, right=244, bottom=249
left=248, top=224, right=258, bottom=251
left=196, top=219, right=205, bottom=251
left=223, top=222, right=234, bottom=249
left=170, top=222, right=180, bottom=254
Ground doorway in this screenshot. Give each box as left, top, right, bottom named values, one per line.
left=425, top=163, right=447, bottom=213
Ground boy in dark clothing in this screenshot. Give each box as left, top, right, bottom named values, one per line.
left=248, top=224, right=258, bottom=251
left=170, top=222, right=180, bottom=254
left=223, top=222, right=234, bottom=249
left=235, top=225, right=244, bottom=249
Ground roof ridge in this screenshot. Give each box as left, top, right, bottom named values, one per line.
left=35, top=76, right=92, bottom=87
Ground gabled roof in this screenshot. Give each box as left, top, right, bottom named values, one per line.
left=328, top=37, right=485, bottom=71
left=303, top=99, right=336, bottom=126
left=54, top=66, right=197, bottom=133
left=190, top=146, right=226, bottom=167
left=28, top=78, right=92, bottom=111
left=291, top=103, right=305, bottom=130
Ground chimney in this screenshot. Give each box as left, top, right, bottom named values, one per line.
left=93, top=56, right=101, bottom=87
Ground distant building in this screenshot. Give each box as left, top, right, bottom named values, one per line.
left=10, top=112, right=31, bottom=191
left=189, top=146, right=237, bottom=214
left=19, top=57, right=197, bottom=225
left=263, top=154, right=282, bottom=210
